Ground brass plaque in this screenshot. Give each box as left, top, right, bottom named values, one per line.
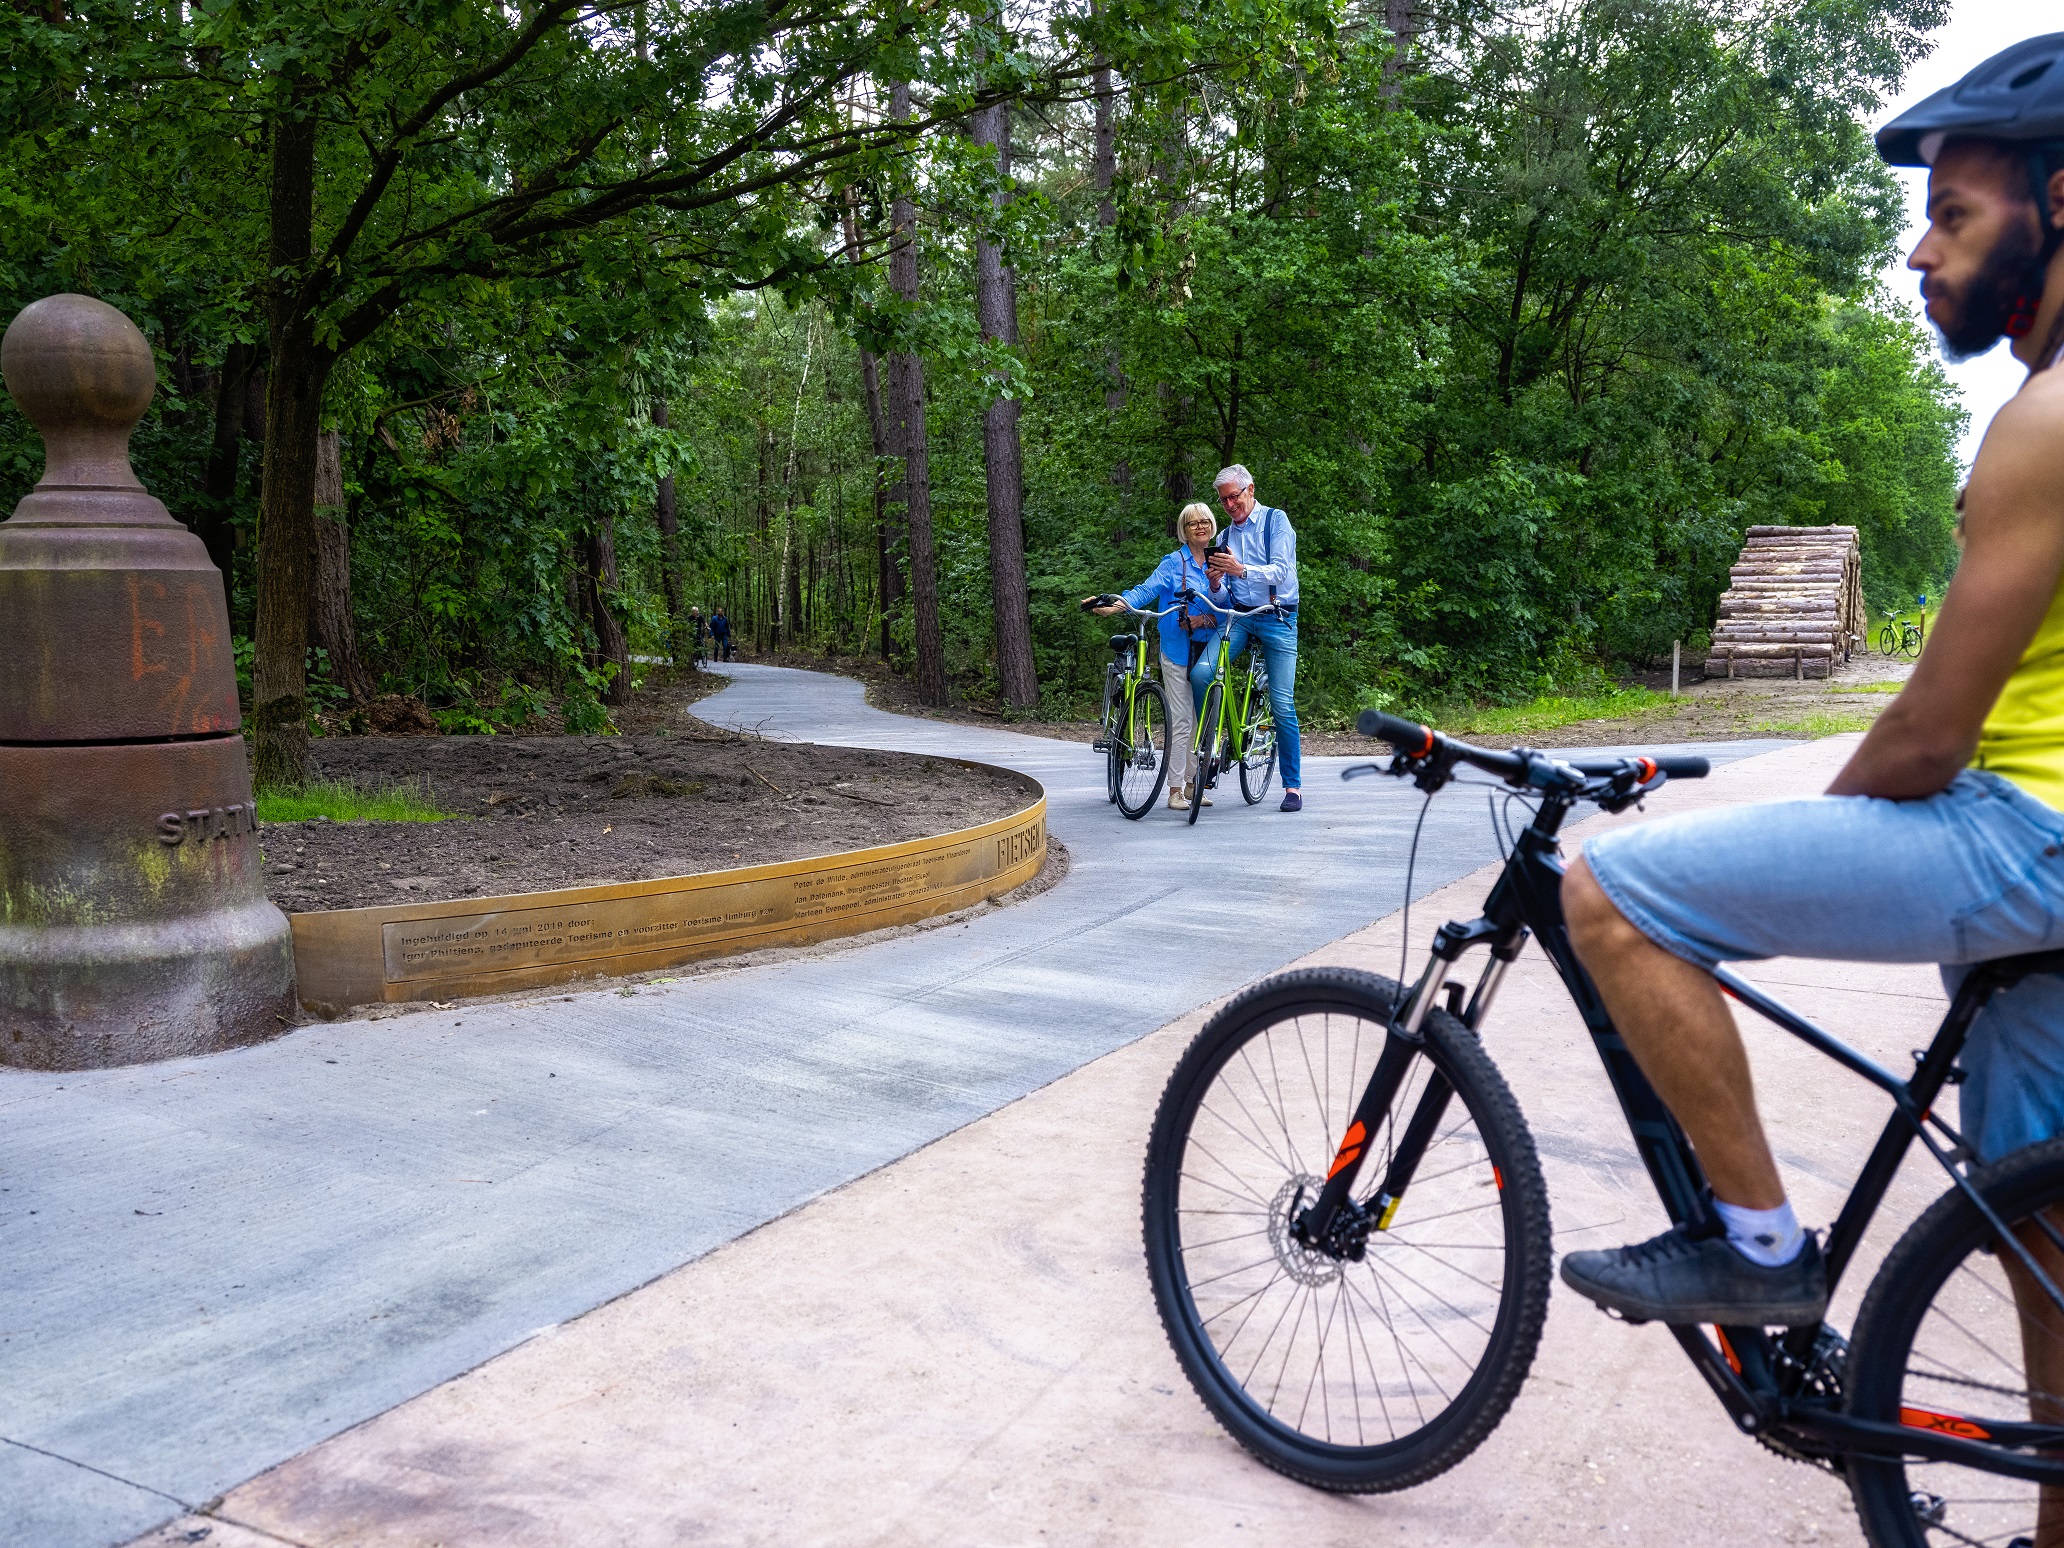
left=289, top=790, right=1046, bottom=1010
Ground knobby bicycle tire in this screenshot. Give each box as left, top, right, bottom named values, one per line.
left=1846, top=1136, right=2064, bottom=1548
left=1188, top=682, right=1223, bottom=827
left=1142, top=968, right=1552, bottom=1492
left=1241, top=690, right=1278, bottom=806
left=1115, top=679, right=1171, bottom=819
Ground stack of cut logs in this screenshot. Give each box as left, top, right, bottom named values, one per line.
left=1704, top=525, right=1866, bottom=680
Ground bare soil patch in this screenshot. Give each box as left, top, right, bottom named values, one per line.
left=262, top=725, right=1037, bottom=914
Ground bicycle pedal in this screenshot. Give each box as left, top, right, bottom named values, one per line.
left=1091, top=739, right=1109, bottom=752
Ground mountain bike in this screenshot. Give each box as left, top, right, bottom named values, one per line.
left=1084, top=595, right=1172, bottom=819
left=1142, top=709, right=2064, bottom=1546
left=1186, top=596, right=1284, bottom=826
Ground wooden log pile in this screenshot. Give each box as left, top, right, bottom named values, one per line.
left=1704, top=525, right=1866, bottom=681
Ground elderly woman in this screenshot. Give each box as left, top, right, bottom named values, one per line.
left=1089, top=503, right=1225, bottom=809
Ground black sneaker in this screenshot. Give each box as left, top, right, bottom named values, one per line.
left=1559, top=1225, right=1828, bottom=1326
left=1279, top=791, right=1303, bottom=812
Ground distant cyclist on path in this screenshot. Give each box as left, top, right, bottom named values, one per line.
left=1206, top=465, right=1304, bottom=812
left=1558, top=34, right=2064, bottom=1333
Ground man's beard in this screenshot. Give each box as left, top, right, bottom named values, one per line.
left=1928, top=215, right=2048, bottom=361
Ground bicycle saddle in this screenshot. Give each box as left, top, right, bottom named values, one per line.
left=1108, top=633, right=1139, bottom=651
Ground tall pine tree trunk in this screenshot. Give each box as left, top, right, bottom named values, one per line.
left=1094, top=49, right=1130, bottom=520
left=252, top=102, right=332, bottom=791
left=652, top=397, right=687, bottom=659
left=584, top=515, right=632, bottom=706
left=310, top=429, right=373, bottom=706
left=888, top=81, right=947, bottom=707
left=971, top=101, right=1038, bottom=708
left=198, top=338, right=250, bottom=583
left=842, top=190, right=899, bottom=660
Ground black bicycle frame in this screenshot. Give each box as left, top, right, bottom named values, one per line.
left=1306, top=781, right=2064, bottom=1483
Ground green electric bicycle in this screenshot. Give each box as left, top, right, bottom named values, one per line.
left=1083, top=595, right=1172, bottom=819
left=1185, top=597, right=1283, bottom=826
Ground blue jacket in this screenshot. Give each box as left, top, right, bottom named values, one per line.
left=1123, top=547, right=1226, bottom=662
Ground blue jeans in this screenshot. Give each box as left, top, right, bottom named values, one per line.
left=1583, top=770, right=2064, bottom=1162
left=1225, top=613, right=1301, bottom=790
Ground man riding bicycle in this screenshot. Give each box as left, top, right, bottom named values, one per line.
left=1559, top=34, right=2064, bottom=1333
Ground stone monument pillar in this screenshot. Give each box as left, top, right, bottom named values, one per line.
left=0, top=294, right=296, bottom=1069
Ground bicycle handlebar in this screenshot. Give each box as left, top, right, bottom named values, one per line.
left=1353, top=709, right=1709, bottom=808
left=1079, top=594, right=1181, bottom=618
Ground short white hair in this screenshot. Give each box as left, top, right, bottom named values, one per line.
left=1214, top=464, right=1254, bottom=493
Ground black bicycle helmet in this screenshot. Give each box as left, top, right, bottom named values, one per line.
left=1877, top=34, right=2064, bottom=168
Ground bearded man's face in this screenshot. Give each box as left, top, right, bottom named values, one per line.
left=1910, top=141, right=2050, bottom=362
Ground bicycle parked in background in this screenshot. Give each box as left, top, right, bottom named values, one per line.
left=1880, top=594, right=1929, bottom=659
left=1083, top=595, right=1173, bottom=818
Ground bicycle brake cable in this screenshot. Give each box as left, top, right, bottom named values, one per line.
left=1398, top=788, right=1435, bottom=988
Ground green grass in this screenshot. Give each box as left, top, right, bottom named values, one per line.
left=1747, top=708, right=1878, bottom=738
left=1444, top=686, right=1679, bottom=736
left=1827, top=680, right=1906, bottom=695
left=256, top=779, right=457, bottom=824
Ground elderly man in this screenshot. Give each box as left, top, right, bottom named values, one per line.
left=1205, top=465, right=1303, bottom=811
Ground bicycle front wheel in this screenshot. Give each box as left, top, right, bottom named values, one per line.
left=1141, top=968, right=1552, bottom=1492
left=1188, top=682, right=1222, bottom=827
left=1879, top=623, right=1898, bottom=658
left=1114, top=680, right=1170, bottom=819
left=1241, top=691, right=1278, bottom=805
left=1846, top=1137, right=2064, bottom=1548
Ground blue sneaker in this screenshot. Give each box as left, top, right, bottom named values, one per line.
left=1280, top=791, right=1303, bottom=812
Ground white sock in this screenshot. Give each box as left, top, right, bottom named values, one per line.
left=1714, top=1198, right=1804, bottom=1268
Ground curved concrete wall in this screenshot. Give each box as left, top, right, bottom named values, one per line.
left=289, top=771, right=1046, bottom=1012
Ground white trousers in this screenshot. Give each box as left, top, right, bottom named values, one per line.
left=1160, top=653, right=1198, bottom=788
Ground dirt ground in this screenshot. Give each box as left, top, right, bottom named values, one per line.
left=263, top=718, right=1035, bottom=915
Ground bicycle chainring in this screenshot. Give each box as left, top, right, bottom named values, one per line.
left=1760, top=1327, right=1850, bottom=1470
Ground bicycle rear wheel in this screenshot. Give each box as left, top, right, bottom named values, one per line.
left=1141, top=968, right=1552, bottom=1491
left=1114, top=680, right=1171, bottom=819
left=1101, top=668, right=1123, bottom=803
left=1846, top=1137, right=2064, bottom=1548
left=1241, top=689, right=1278, bottom=805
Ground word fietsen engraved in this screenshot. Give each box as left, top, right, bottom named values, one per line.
left=996, top=818, right=1042, bottom=870
left=157, top=802, right=258, bottom=846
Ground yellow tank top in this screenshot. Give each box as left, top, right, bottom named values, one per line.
left=1974, top=578, right=2064, bottom=810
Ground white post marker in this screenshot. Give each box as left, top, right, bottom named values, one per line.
left=1671, top=640, right=1680, bottom=699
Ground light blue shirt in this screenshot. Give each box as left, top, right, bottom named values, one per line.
left=1220, top=505, right=1298, bottom=609
left=1122, top=547, right=1225, bottom=660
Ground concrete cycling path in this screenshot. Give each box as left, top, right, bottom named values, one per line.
left=144, top=732, right=1919, bottom=1548
left=0, top=663, right=1782, bottom=1548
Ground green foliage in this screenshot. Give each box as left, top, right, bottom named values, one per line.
left=1445, top=688, right=1681, bottom=737
left=0, top=0, right=1968, bottom=733
left=256, top=780, right=456, bottom=824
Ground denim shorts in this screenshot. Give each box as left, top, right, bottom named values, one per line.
left=1583, top=770, right=2064, bottom=1163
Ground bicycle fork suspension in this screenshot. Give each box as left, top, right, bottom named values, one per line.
left=1293, top=940, right=1524, bottom=1258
